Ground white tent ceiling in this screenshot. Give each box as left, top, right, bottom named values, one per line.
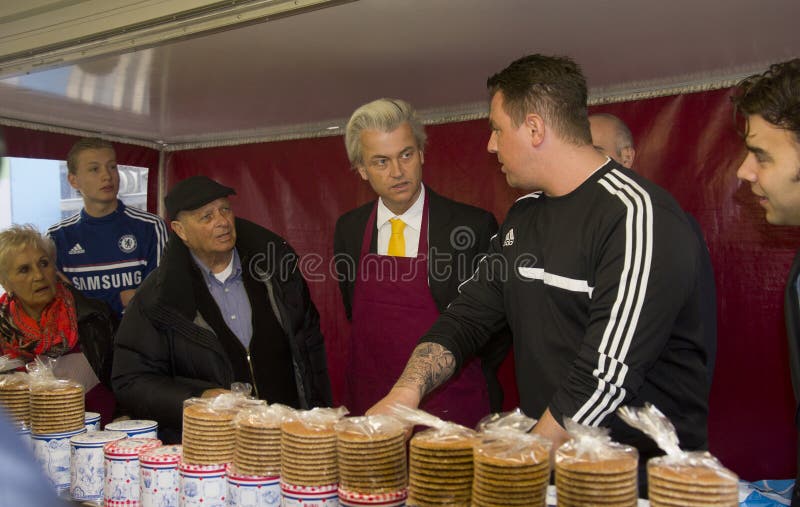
left=0, top=0, right=797, bottom=149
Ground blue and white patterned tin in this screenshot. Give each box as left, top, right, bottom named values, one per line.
left=32, top=427, right=86, bottom=493
left=105, top=419, right=158, bottom=439
left=83, top=412, right=101, bottom=432
left=16, top=426, right=32, bottom=451
left=139, top=445, right=182, bottom=507
left=179, top=462, right=227, bottom=507
left=281, top=481, right=339, bottom=507
left=69, top=430, right=126, bottom=502
left=226, top=466, right=280, bottom=507
left=104, top=437, right=162, bottom=505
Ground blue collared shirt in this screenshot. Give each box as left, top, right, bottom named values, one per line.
left=192, top=249, right=253, bottom=348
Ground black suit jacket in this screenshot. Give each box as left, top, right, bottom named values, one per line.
left=333, top=186, right=512, bottom=411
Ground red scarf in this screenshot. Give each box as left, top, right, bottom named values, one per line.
left=0, top=282, right=79, bottom=361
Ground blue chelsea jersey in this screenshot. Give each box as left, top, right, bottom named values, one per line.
left=47, top=200, right=168, bottom=317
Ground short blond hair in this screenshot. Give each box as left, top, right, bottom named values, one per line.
left=0, top=225, right=56, bottom=286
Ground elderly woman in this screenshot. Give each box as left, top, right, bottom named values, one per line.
left=0, top=224, right=116, bottom=423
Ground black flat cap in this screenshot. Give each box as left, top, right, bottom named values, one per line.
left=165, top=176, right=236, bottom=220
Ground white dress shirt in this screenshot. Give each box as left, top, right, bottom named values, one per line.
left=376, top=184, right=425, bottom=257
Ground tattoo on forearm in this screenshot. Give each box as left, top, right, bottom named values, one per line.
left=395, top=343, right=456, bottom=399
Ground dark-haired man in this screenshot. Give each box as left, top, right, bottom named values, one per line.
left=47, top=137, right=167, bottom=318
left=370, top=54, right=710, bottom=493
left=589, top=113, right=718, bottom=386
left=733, top=58, right=800, bottom=507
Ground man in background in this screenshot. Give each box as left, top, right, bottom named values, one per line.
left=47, top=137, right=167, bottom=318
left=589, top=112, right=718, bottom=385
left=589, top=113, right=636, bottom=168
left=733, top=58, right=800, bottom=507
left=334, top=98, right=510, bottom=426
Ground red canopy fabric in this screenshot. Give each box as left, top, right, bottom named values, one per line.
left=168, top=87, right=799, bottom=480
left=5, top=85, right=796, bottom=480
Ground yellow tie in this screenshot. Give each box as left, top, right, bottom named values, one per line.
left=388, top=218, right=406, bottom=257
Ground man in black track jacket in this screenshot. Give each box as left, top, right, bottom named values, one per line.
left=589, top=112, right=718, bottom=388
left=370, top=55, right=710, bottom=493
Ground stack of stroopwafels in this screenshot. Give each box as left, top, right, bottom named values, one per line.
left=555, top=444, right=639, bottom=507
left=281, top=418, right=338, bottom=487
left=233, top=408, right=282, bottom=476
left=182, top=402, right=238, bottom=465
left=471, top=434, right=551, bottom=507
left=30, top=381, right=84, bottom=434
left=408, top=430, right=477, bottom=506
left=648, top=453, right=738, bottom=507
left=336, top=415, right=408, bottom=495
left=0, top=374, right=30, bottom=429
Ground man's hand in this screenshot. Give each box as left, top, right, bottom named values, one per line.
left=119, top=289, right=136, bottom=308
left=201, top=388, right=230, bottom=399
left=366, top=385, right=421, bottom=417
left=394, top=342, right=457, bottom=399
left=365, top=342, right=456, bottom=418
left=532, top=408, right=570, bottom=459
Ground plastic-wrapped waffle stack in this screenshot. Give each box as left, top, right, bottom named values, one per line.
left=408, top=427, right=477, bottom=506
left=233, top=403, right=289, bottom=476
left=617, top=404, right=739, bottom=507
left=555, top=447, right=638, bottom=507
left=472, top=431, right=552, bottom=507
left=182, top=399, right=239, bottom=465
left=647, top=452, right=738, bottom=507
left=280, top=417, right=339, bottom=486
left=554, top=418, right=639, bottom=507
left=30, top=380, right=85, bottom=434
left=335, top=415, right=408, bottom=495
left=0, top=373, right=30, bottom=429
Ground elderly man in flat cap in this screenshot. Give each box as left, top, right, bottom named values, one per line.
left=111, top=176, right=332, bottom=442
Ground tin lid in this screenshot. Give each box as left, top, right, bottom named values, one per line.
left=338, top=487, right=408, bottom=502
left=178, top=461, right=227, bottom=473
left=83, top=411, right=101, bottom=422
left=71, top=430, right=127, bottom=446
left=281, top=481, right=339, bottom=494
left=31, top=427, right=86, bottom=439
left=140, top=444, right=182, bottom=464
left=104, top=437, right=162, bottom=456
left=105, top=419, right=158, bottom=431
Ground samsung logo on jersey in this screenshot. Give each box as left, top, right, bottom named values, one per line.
left=72, top=271, right=143, bottom=291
